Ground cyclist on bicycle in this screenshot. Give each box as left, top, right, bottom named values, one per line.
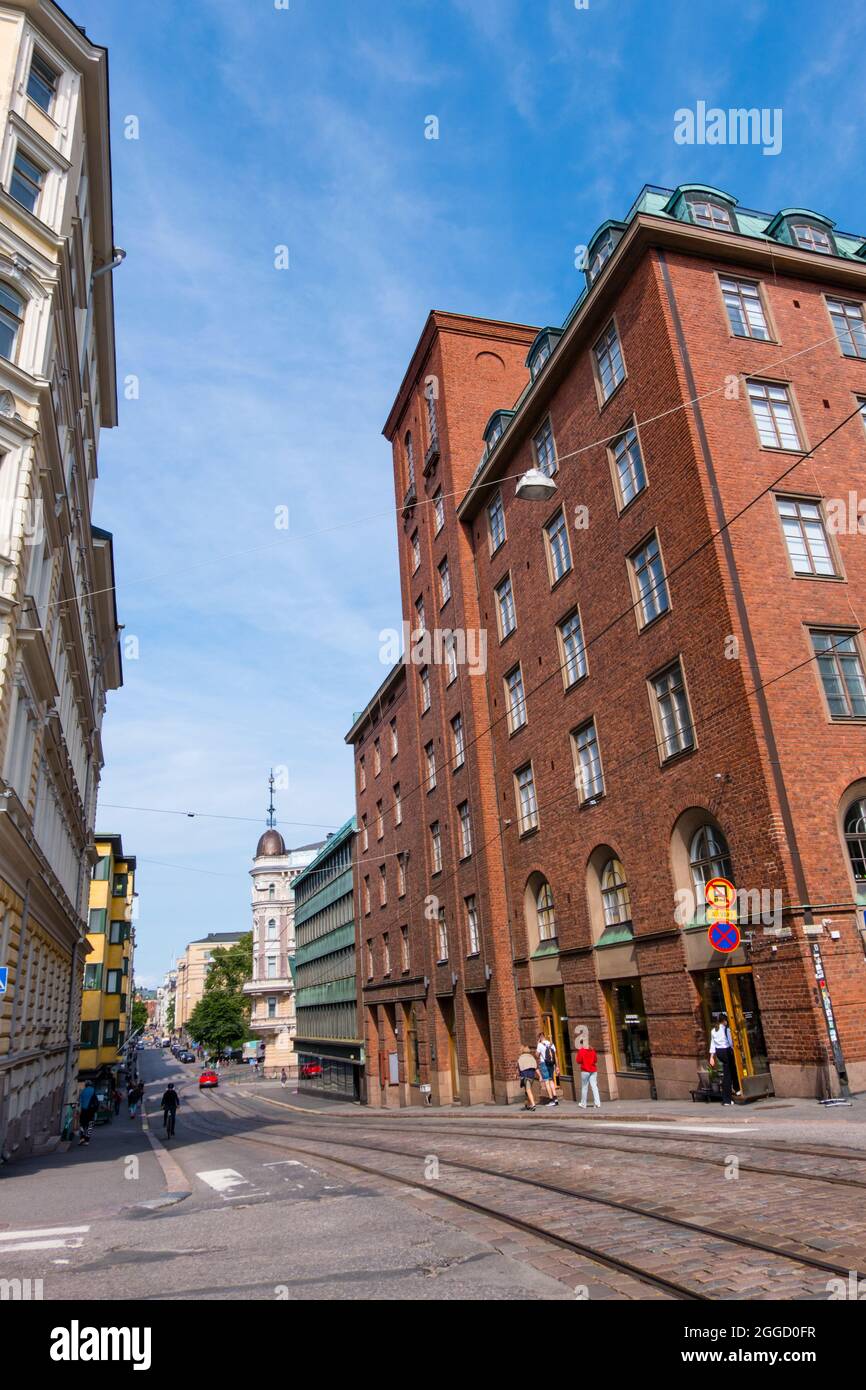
left=160, top=1083, right=179, bottom=1138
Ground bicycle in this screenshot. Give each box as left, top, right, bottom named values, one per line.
left=163, top=1108, right=176, bottom=1138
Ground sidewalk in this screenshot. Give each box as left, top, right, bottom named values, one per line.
left=0, top=1101, right=173, bottom=1229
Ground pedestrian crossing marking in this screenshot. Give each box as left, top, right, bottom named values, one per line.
left=196, top=1168, right=249, bottom=1193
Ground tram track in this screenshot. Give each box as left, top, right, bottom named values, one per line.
left=180, top=1087, right=866, bottom=1301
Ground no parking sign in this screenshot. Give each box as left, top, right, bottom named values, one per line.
left=705, top=877, right=739, bottom=952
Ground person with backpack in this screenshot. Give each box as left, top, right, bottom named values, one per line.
left=78, top=1082, right=98, bottom=1145
left=576, top=1040, right=601, bottom=1108
left=535, top=1031, right=559, bottom=1106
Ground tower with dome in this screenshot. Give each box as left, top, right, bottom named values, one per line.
left=243, top=773, right=325, bottom=1076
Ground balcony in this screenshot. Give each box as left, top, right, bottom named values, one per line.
left=243, top=976, right=293, bottom=995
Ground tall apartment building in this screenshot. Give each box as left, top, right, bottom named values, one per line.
left=244, top=816, right=323, bottom=1076
left=293, top=816, right=363, bottom=1101
left=175, top=931, right=245, bottom=1033
left=348, top=184, right=866, bottom=1107
left=79, top=834, right=135, bottom=1080
left=0, top=4, right=123, bottom=1159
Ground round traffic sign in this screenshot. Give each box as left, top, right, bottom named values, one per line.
left=708, top=919, right=740, bottom=953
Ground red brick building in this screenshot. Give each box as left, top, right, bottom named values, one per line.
left=347, top=184, right=866, bottom=1106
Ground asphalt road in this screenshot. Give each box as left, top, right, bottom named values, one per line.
left=0, top=1050, right=572, bottom=1301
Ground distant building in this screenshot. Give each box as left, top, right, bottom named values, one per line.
left=155, top=969, right=176, bottom=1035
left=79, top=837, right=136, bottom=1081
left=175, top=933, right=244, bottom=1032
left=293, top=818, right=363, bottom=1101
left=243, top=813, right=323, bottom=1077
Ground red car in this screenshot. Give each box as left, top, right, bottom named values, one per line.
left=300, top=1062, right=322, bottom=1079
left=199, top=1070, right=219, bottom=1089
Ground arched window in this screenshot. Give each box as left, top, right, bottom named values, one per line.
left=536, top=879, right=556, bottom=941
left=268, top=883, right=275, bottom=899
left=267, top=917, right=277, bottom=938
left=690, top=824, right=733, bottom=903
left=0, top=283, right=23, bottom=361
left=601, top=857, right=631, bottom=926
left=844, top=799, right=866, bottom=887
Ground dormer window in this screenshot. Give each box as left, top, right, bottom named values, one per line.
left=483, top=410, right=515, bottom=454
left=791, top=222, right=833, bottom=254
left=585, top=224, right=624, bottom=286
left=686, top=196, right=733, bottom=231
left=526, top=328, right=563, bottom=382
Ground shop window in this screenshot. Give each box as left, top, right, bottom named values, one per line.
left=604, top=979, right=652, bottom=1074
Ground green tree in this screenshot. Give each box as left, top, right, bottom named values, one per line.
left=166, top=999, right=175, bottom=1031
left=131, top=999, right=148, bottom=1035
left=187, top=991, right=248, bottom=1055
left=205, top=933, right=253, bottom=996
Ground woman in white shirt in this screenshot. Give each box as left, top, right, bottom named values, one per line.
left=709, top=1017, right=736, bottom=1106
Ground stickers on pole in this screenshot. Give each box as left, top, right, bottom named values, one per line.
left=705, top=877, right=740, bottom=952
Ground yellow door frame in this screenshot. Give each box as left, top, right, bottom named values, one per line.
left=720, top=965, right=754, bottom=1079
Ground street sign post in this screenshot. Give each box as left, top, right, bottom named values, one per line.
left=705, top=877, right=738, bottom=952
left=708, top=920, right=740, bottom=953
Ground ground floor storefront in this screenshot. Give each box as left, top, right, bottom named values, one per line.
left=295, top=1039, right=364, bottom=1102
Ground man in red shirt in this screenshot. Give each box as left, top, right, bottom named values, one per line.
left=576, top=1043, right=601, bottom=1109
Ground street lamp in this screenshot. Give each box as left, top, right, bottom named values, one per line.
left=515, top=467, right=557, bottom=502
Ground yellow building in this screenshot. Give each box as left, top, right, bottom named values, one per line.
left=78, top=836, right=136, bottom=1080
left=175, top=933, right=244, bottom=1034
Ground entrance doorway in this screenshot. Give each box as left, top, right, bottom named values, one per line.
left=439, top=998, right=460, bottom=1102
left=535, top=986, right=572, bottom=1084
left=698, top=966, right=772, bottom=1098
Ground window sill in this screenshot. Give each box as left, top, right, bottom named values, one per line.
left=636, top=606, right=670, bottom=635
left=658, top=744, right=697, bottom=769
left=518, top=824, right=539, bottom=840
left=499, top=627, right=517, bottom=647
left=597, top=376, right=627, bottom=413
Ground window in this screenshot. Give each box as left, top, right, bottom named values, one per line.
left=610, top=426, right=646, bottom=508
left=363, top=875, right=371, bottom=914
left=106, top=969, right=122, bottom=994
left=267, top=918, right=277, bottom=938
left=504, top=665, right=527, bottom=732
left=383, top=933, right=391, bottom=974
left=544, top=510, right=572, bottom=583
left=267, top=956, right=278, bottom=979
left=458, top=801, right=472, bottom=858
left=268, top=883, right=275, bottom=900
left=415, top=594, right=426, bottom=633
left=601, top=858, right=631, bottom=926
left=495, top=574, right=516, bottom=638
left=83, top=963, right=102, bottom=990
left=103, top=1019, right=119, bottom=1046
left=859, top=397, right=866, bottom=432
left=558, top=610, right=587, bottom=687
left=359, top=756, right=365, bottom=791
left=400, top=924, right=410, bottom=971
left=594, top=321, right=625, bottom=401
left=430, top=821, right=442, bottom=872
left=748, top=380, right=802, bottom=450
left=630, top=533, right=670, bottom=626
left=80, top=1020, right=99, bottom=1048
left=10, top=148, right=44, bottom=214
left=27, top=52, right=59, bottom=112
left=444, top=633, right=458, bottom=684
left=438, top=556, right=451, bottom=606
left=515, top=763, right=538, bottom=833
left=530, top=339, right=551, bottom=378
left=844, top=800, right=866, bottom=889
left=533, top=419, right=557, bottom=477
left=113, top=873, right=128, bottom=897
left=811, top=630, right=866, bottom=719
left=361, top=814, right=368, bottom=852
left=776, top=497, right=836, bottom=576
left=379, top=864, right=387, bottom=906
left=721, top=277, right=769, bottom=340
left=588, top=231, right=617, bottom=282
left=394, top=783, right=402, bottom=825
left=390, top=718, right=398, bottom=756
left=88, top=908, right=106, bottom=935
left=690, top=825, right=733, bottom=918
left=366, top=939, right=373, bottom=979
left=573, top=720, right=604, bottom=802
left=420, top=666, right=431, bottom=712
left=109, top=919, right=123, bottom=944
left=0, top=284, right=24, bottom=361
left=376, top=800, right=383, bottom=838
left=425, top=742, right=436, bottom=791
left=451, top=713, right=465, bottom=769
left=652, top=661, right=695, bottom=758
left=397, top=855, right=406, bottom=896
left=92, top=855, right=110, bottom=881
left=433, top=488, right=445, bottom=534
left=267, top=996, right=277, bottom=1019
left=605, top=979, right=651, bottom=1074
left=374, top=738, right=381, bottom=774
left=425, top=387, right=438, bottom=444
left=687, top=196, right=733, bottom=231
left=465, top=895, right=480, bottom=955
left=411, top=531, right=420, bottom=572
left=488, top=492, right=506, bottom=552
left=791, top=222, right=832, bottom=254
left=827, top=299, right=866, bottom=359
left=405, top=432, right=416, bottom=493
left=437, top=907, right=449, bottom=961
left=536, top=879, right=556, bottom=941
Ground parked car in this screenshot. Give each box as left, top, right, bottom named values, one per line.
left=199, top=1069, right=219, bottom=1089
left=161, top=1037, right=171, bottom=1048
left=179, top=1051, right=195, bottom=1063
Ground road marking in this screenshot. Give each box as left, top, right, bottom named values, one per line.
left=588, top=1121, right=748, bottom=1136
left=0, top=1237, right=85, bottom=1252
left=197, top=1168, right=249, bottom=1193
left=0, top=1225, right=89, bottom=1241
left=262, top=1160, right=303, bottom=1168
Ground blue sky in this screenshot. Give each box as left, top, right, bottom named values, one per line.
left=72, top=0, right=866, bottom=985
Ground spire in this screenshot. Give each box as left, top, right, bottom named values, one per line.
left=267, top=768, right=276, bottom=829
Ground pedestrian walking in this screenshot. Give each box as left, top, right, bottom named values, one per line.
left=535, top=1031, right=559, bottom=1106
left=280, top=1068, right=288, bottom=1088
left=112, top=1085, right=122, bottom=1116
left=576, top=1041, right=601, bottom=1109
left=517, top=1045, right=539, bottom=1111
left=161, top=1083, right=179, bottom=1138
left=78, top=1082, right=98, bottom=1145
left=710, top=1016, right=737, bottom=1106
